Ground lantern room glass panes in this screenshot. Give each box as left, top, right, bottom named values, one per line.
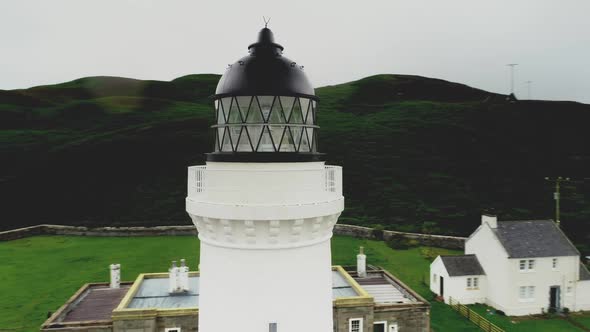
left=214, top=96, right=318, bottom=153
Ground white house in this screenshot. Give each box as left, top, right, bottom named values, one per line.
left=430, top=214, right=590, bottom=316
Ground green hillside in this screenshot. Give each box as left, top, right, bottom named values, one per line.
left=1, top=74, right=589, bottom=252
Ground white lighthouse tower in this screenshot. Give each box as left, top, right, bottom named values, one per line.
left=186, top=27, right=344, bottom=332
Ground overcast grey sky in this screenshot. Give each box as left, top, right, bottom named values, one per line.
left=1, top=0, right=589, bottom=103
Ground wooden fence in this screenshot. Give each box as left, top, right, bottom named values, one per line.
left=449, top=297, right=504, bottom=332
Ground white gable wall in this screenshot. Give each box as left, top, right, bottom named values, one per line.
left=430, top=256, right=447, bottom=297
left=465, top=224, right=510, bottom=312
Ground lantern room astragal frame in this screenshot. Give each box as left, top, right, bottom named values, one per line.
left=212, top=95, right=318, bottom=154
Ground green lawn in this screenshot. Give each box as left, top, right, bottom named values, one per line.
left=469, top=304, right=588, bottom=332
left=0, top=235, right=587, bottom=331
left=570, top=314, right=590, bottom=329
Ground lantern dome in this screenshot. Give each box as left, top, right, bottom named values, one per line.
left=215, top=28, right=316, bottom=98
left=207, top=27, right=323, bottom=162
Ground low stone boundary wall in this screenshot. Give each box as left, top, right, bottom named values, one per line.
left=0, top=224, right=197, bottom=241
left=0, top=224, right=466, bottom=249
left=333, top=224, right=466, bottom=249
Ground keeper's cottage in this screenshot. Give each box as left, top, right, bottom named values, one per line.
left=430, top=214, right=590, bottom=316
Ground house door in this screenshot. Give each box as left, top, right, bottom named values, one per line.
left=550, top=286, right=560, bottom=310
left=440, top=276, right=444, bottom=296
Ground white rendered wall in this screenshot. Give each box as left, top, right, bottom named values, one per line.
left=430, top=257, right=487, bottom=304
left=430, top=257, right=446, bottom=296
left=503, top=255, right=579, bottom=315
left=465, top=224, right=510, bottom=312
left=575, top=280, right=590, bottom=311
left=186, top=162, right=344, bottom=332
left=445, top=276, right=487, bottom=304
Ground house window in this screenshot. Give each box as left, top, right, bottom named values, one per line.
left=519, top=286, right=535, bottom=300
left=165, top=328, right=181, bottom=332
left=269, top=323, right=277, bottom=332
left=373, top=321, right=387, bottom=332
left=552, top=258, right=558, bottom=269
left=349, top=318, right=363, bottom=332
left=567, top=286, right=573, bottom=294
left=519, top=259, right=535, bottom=271
left=433, top=274, right=437, bottom=283
left=467, top=277, right=479, bottom=289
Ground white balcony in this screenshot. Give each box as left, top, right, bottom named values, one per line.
left=188, top=164, right=342, bottom=199
left=186, top=162, right=343, bottom=221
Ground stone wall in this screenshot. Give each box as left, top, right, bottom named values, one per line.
left=333, top=224, right=466, bottom=250
left=0, top=224, right=466, bottom=249
left=0, top=224, right=197, bottom=241
left=156, top=315, right=198, bottom=332
left=333, top=304, right=373, bottom=332
left=374, top=305, right=430, bottom=332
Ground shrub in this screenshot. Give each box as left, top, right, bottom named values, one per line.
left=386, top=234, right=418, bottom=250
left=562, top=307, right=570, bottom=315
left=372, top=224, right=385, bottom=240
left=495, top=310, right=506, bottom=316
left=548, top=307, right=557, bottom=314
left=420, top=247, right=458, bottom=262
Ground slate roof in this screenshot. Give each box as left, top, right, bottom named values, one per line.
left=62, top=285, right=130, bottom=322
left=580, top=263, right=590, bottom=281
left=440, top=255, right=486, bottom=276
left=494, top=220, right=579, bottom=258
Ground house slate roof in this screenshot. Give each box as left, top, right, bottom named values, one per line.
left=580, top=263, right=590, bottom=281
left=440, top=255, right=486, bottom=276
left=494, top=220, right=579, bottom=258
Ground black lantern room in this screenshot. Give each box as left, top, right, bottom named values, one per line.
left=207, top=27, right=322, bottom=162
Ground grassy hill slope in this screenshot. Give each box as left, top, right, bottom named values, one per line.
left=1, top=74, right=589, bottom=252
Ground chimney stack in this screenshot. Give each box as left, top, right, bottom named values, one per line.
left=179, top=259, right=190, bottom=292
left=357, top=246, right=367, bottom=278
left=169, top=260, right=180, bottom=293
left=482, top=214, right=498, bottom=229
left=169, top=259, right=190, bottom=294
left=109, top=264, right=121, bottom=289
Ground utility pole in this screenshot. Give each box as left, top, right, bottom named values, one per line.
left=507, top=64, right=518, bottom=95
left=545, top=176, right=570, bottom=226
left=525, top=80, right=532, bottom=99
